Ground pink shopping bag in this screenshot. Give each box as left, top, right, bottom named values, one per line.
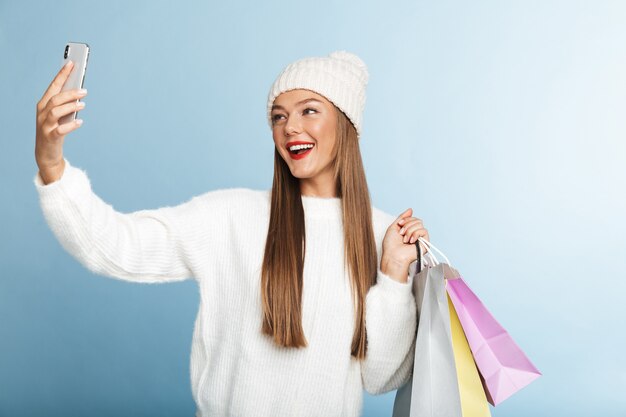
left=446, top=277, right=541, bottom=405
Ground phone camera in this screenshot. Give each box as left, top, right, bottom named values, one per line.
left=64, top=45, right=69, bottom=59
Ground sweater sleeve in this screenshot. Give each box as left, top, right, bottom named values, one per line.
left=360, top=266, right=417, bottom=395
left=33, top=158, right=201, bottom=284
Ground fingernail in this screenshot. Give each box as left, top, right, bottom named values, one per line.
left=410, top=236, right=416, bottom=243
left=77, top=101, right=85, bottom=108
left=76, top=119, right=83, bottom=125
left=65, top=60, right=73, bottom=68
left=399, top=227, right=405, bottom=234
left=78, top=88, right=88, bottom=96
left=398, top=219, right=405, bottom=225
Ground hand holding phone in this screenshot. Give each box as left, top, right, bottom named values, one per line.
left=34, top=42, right=90, bottom=184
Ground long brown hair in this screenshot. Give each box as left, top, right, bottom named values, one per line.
left=260, top=105, right=378, bottom=360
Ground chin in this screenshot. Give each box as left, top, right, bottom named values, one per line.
left=289, top=170, right=314, bottom=180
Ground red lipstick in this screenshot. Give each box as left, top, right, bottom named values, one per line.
left=286, top=141, right=315, bottom=160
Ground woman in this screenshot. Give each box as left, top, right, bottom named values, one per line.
left=33, top=50, right=430, bottom=417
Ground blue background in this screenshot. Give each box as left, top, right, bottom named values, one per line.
left=2, top=0, right=625, bottom=416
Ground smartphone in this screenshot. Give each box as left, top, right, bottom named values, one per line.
left=59, top=42, right=90, bottom=125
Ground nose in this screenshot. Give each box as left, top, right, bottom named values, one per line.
left=284, top=115, right=302, bottom=136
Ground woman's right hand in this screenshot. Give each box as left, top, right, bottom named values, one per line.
left=35, top=60, right=87, bottom=184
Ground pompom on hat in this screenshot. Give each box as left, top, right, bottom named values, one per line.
left=266, top=50, right=369, bottom=138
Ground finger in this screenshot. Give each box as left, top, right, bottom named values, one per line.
left=44, top=88, right=87, bottom=114
left=398, top=216, right=411, bottom=226
left=405, top=228, right=429, bottom=245
left=396, top=208, right=413, bottom=224
left=54, top=118, right=84, bottom=137
left=404, top=226, right=427, bottom=243
left=38, top=60, right=75, bottom=111
left=407, top=229, right=427, bottom=244
left=398, top=218, right=423, bottom=233
left=47, top=100, right=86, bottom=124
left=398, top=215, right=422, bottom=226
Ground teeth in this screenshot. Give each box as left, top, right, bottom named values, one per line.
left=289, top=144, right=314, bottom=152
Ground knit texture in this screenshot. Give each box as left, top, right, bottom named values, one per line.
left=266, top=50, right=369, bottom=138
left=33, top=158, right=417, bottom=417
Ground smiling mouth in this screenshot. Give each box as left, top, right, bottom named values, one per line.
left=291, top=148, right=311, bottom=155
left=287, top=143, right=315, bottom=155
left=288, top=145, right=314, bottom=160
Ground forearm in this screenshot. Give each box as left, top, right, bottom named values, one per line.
left=34, top=158, right=192, bottom=283
left=361, top=267, right=417, bottom=394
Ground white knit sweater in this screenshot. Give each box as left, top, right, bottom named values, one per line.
left=33, top=158, right=417, bottom=417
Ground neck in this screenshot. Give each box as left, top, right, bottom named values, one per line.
left=299, top=172, right=337, bottom=198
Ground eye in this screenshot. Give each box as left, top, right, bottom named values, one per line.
left=303, top=108, right=318, bottom=115
left=271, top=113, right=285, bottom=123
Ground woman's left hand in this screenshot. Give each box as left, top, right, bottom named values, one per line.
left=381, top=208, right=429, bottom=282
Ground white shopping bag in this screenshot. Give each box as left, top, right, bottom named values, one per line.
left=392, top=242, right=463, bottom=417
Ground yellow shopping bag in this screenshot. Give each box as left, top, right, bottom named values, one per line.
left=448, top=292, right=491, bottom=417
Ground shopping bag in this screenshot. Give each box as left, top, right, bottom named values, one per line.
left=393, top=242, right=491, bottom=417
left=447, top=292, right=491, bottom=417
left=392, top=261, right=462, bottom=417
left=446, top=277, right=542, bottom=405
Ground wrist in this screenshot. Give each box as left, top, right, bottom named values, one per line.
left=38, top=159, right=65, bottom=185
left=380, top=255, right=410, bottom=283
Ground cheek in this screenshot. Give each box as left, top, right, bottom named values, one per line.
left=308, top=119, right=336, bottom=145
left=318, top=124, right=337, bottom=155
left=308, top=120, right=326, bottom=137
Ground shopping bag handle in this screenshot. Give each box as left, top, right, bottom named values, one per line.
left=415, top=241, right=438, bottom=272
left=415, top=237, right=452, bottom=269
left=415, top=239, right=422, bottom=274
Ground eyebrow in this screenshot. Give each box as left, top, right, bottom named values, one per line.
left=271, top=98, right=323, bottom=112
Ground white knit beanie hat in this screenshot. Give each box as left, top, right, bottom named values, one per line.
left=266, top=50, right=369, bottom=138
